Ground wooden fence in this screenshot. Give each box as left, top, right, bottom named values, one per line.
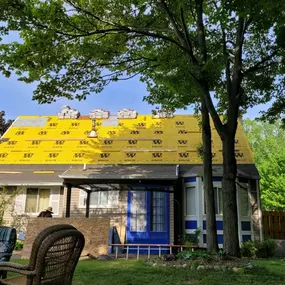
left=263, top=211, right=285, bottom=240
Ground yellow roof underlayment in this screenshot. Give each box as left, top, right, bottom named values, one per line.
left=0, top=115, right=254, bottom=165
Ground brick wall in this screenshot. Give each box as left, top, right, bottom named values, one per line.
left=21, top=217, right=110, bottom=259
left=62, top=187, right=128, bottom=243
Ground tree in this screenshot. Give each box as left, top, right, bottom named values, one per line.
left=144, top=81, right=218, bottom=252
left=0, top=187, right=20, bottom=226
left=1, top=0, right=284, bottom=256
left=0, top=111, right=13, bottom=136
left=243, top=119, right=285, bottom=210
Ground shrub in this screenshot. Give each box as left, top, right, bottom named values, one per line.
left=255, top=239, right=276, bottom=258
left=241, top=239, right=276, bottom=258
left=14, top=241, right=24, bottom=251
left=184, top=228, right=201, bottom=245
left=241, top=240, right=258, bottom=257
left=177, top=250, right=209, bottom=260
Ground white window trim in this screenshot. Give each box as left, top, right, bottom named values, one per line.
left=184, top=181, right=197, bottom=217
left=239, top=183, right=251, bottom=217
left=21, top=185, right=61, bottom=214
left=25, top=187, right=53, bottom=216
left=202, top=181, right=223, bottom=217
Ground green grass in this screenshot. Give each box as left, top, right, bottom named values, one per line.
left=8, top=258, right=285, bottom=284
left=71, top=259, right=285, bottom=285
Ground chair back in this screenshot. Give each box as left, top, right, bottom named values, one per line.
left=27, top=224, right=76, bottom=271
left=28, top=229, right=85, bottom=285
left=0, top=227, right=16, bottom=262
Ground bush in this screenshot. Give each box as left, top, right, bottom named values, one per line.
left=184, top=228, right=201, bottom=245
left=241, top=239, right=276, bottom=258
left=14, top=241, right=24, bottom=251
left=177, top=250, right=209, bottom=260
left=255, top=239, right=276, bottom=258
left=241, top=240, right=258, bottom=257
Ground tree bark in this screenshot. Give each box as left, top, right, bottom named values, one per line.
left=201, top=99, right=218, bottom=252
left=222, top=132, right=240, bottom=256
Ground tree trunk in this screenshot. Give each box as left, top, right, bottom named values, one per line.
left=222, top=132, right=240, bottom=256
left=201, top=100, right=218, bottom=252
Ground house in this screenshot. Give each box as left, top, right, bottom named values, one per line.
left=0, top=108, right=262, bottom=249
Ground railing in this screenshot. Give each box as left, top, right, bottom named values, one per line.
left=110, top=244, right=198, bottom=260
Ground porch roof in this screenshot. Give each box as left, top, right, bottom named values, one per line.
left=59, top=164, right=179, bottom=186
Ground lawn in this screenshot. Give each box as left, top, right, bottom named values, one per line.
left=72, top=259, right=285, bottom=285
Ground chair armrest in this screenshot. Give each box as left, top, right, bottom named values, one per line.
left=0, top=262, right=33, bottom=275
left=0, top=253, right=12, bottom=257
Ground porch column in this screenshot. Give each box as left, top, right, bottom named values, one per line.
left=86, top=190, right=91, bottom=218
left=65, top=183, right=72, bottom=218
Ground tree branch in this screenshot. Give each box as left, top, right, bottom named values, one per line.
left=243, top=49, right=279, bottom=75
left=212, top=0, right=231, bottom=97
left=180, top=7, right=198, bottom=64
left=159, top=0, right=196, bottom=61
left=194, top=0, right=224, bottom=135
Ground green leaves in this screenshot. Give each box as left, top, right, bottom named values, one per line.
left=243, top=119, right=285, bottom=210
left=0, top=110, right=13, bottom=136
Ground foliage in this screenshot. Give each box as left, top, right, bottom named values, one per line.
left=243, top=119, right=285, bottom=210
left=10, top=210, right=29, bottom=235
left=0, top=187, right=21, bottom=226
left=241, top=240, right=258, bottom=257
left=1, top=0, right=285, bottom=256
left=184, top=229, right=201, bottom=245
left=177, top=250, right=209, bottom=260
left=14, top=240, right=24, bottom=251
left=255, top=239, right=277, bottom=258
left=241, top=239, right=276, bottom=258
left=0, top=111, right=13, bottom=136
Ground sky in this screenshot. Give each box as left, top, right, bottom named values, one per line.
left=0, top=32, right=271, bottom=121
left=0, top=73, right=271, bottom=121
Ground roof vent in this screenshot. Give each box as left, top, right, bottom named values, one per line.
left=117, top=108, right=138, bottom=119
left=88, top=130, right=97, bottom=138
left=152, top=109, right=174, bottom=119
left=89, top=109, right=110, bottom=119
left=58, top=105, right=80, bottom=119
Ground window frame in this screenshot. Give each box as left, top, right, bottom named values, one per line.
left=239, top=183, right=250, bottom=217
left=203, top=182, right=223, bottom=216
left=150, top=191, right=166, bottom=232
left=79, top=189, right=115, bottom=209
left=25, top=188, right=51, bottom=214
left=184, top=181, right=197, bottom=217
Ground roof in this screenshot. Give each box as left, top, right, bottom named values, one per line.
left=59, top=162, right=178, bottom=181
left=0, top=164, right=68, bottom=186
left=180, top=164, right=260, bottom=180
left=0, top=114, right=254, bottom=165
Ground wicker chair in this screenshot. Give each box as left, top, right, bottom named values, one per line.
left=0, top=225, right=85, bottom=285
left=0, top=227, right=17, bottom=279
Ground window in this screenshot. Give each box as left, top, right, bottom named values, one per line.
left=215, top=187, right=223, bottom=215
left=204, top=186, right=223, bottom=215
left=130, top=191, right=147, bottom=232
left=25, top=188, right=50, bottom=213
left=151, top=192, right=165, bottom=232
left=186, top=187, right=196, bottom=215
left=81, top=191, right=109, bottom=207
left=90, top=191, right=109, bottom=206
left=240, top=187, right=249, bottom=216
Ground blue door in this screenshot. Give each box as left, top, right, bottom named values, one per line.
left=127, top=188, right=170, bottom=247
